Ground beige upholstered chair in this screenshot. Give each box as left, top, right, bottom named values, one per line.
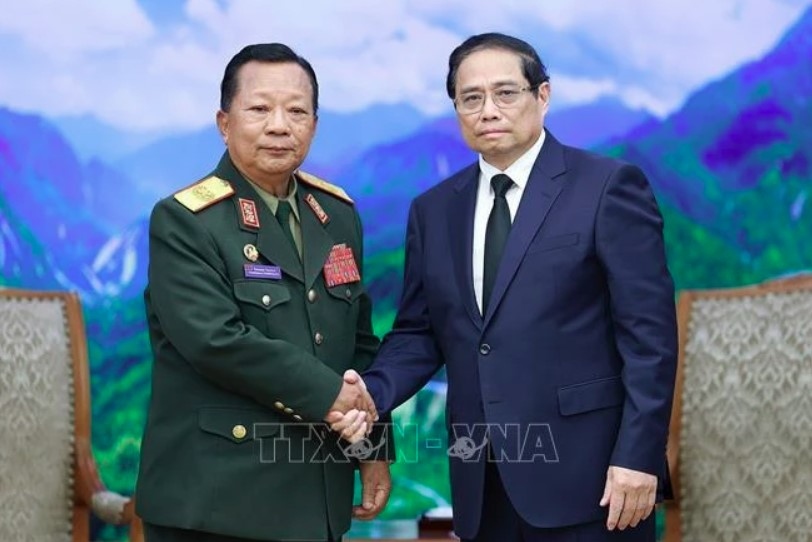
left=0, top=289, right=143, bottom=541
left=663, top=275, right=812, bottom=542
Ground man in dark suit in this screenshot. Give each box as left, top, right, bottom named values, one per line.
left=331, top=33, right=678, bottom=541
left=135, top=43, right=393, bottom=542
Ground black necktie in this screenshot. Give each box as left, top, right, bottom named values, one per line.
left=275, top=200, right=298, bottom=256
left=483, top=174, right=514, bottom=314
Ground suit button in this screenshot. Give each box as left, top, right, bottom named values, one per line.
left=293, top=414, right=303, bottom=421
left=345, top=288, right=352, bottom=299
left=274, top=401, right=285, bottom=410
left=307, top=289, right=318, bottom=303
left=479, top=343, right=491, bottom=355
left=283, top=407, right=293, bottom=414
left=232, top=424, right=247, bottom=440
left=261, top=294, right=271, bottom=306
left=314, top=332, right=324, bottom=345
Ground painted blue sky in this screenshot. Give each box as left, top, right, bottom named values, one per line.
left=0, top=0, right=809, bottom=134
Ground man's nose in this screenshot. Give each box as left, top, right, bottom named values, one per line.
left=479, top=93, right=502, bottom=119
left=264, top=108, right=290, bottom=133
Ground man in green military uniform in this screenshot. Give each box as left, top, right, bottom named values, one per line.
left=135, top=43, right=392, bottom=542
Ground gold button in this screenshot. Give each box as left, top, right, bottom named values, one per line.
left=293, top=414, right=303, bottom=421
left=274, top=401, right=285, bottom=410
left=283, top=407, right=293, bottom=414
left=232, top=424, right=247, bottom=440
left=261, top=294, right=271, bottom=306
left=345, top=288, right=352, bottom=299
left=307, top=289, right=317, bottom=303
left=314, top=332, right=324, bottom=345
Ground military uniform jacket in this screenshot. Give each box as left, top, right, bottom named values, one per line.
left=135, top=153, right=391, bottom=541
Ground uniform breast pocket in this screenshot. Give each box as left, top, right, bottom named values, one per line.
left=324, top=282, right=364, bottom=331
left=232, top=281, right=291, bottom=334
left=325, top=281, right=363, bottom=305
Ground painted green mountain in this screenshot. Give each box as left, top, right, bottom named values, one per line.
left=604, top=7, right=812, bottom=289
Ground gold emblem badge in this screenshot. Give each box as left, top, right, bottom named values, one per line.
left=174, top=176, right=234, bottom=212
left=243, top=244, right=259, bottom=262
left=191, top=185, right=215, bottom=201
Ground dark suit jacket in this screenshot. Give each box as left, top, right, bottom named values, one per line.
left=135, top=153, right=391, bottom=540
left=364, top=131, right=678, bottom=538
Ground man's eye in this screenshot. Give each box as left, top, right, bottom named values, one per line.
left=497, top=89, right=519, bottom=97
left=462, top=94, right=483, bottom=104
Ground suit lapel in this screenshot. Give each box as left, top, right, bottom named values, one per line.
left=297, top=185, right=335, bottom=290
left=448, top=165, right=482, bottom=329
left=483, top=133, right=567, bottom=328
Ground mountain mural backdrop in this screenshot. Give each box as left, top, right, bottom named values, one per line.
left=1, top=6, right=810, bottom=540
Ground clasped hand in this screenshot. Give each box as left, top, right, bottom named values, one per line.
left=324, top=369, right=377, bottom=442
left=323, top=371, right=391, bottom=520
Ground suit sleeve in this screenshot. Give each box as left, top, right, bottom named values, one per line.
left=363, top=200, right=444, bottom=416
left=350, top=209, right=381, bottom=371
left=350, top=209, right=395, bottom=461
left=595, top=164, right=678, bottom=478
left=148, top=199, right=342, bottom=421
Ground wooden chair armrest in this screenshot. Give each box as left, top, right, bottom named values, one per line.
left=90, top=489, right=132, bottom=525
left=662, top=500, right=681, bottom=542
left=127, top=502, right=145, bottom=542
left=74, top=436, right=105, bottom=505
left=74, top=435, right=144, bottom=540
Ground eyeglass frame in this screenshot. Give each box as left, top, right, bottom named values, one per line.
left=453, top=84, right=541, bottom=115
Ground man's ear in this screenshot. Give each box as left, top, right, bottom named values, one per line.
left=538, top=82, right=551, bottom=105
left=216, top=109, right=229, bottom=145
left=537, top=82, right=551, bottom=115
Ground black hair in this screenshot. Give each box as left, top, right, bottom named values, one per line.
left=220, top=43, right=319, bottom=114
left=446, top=32, right=550, bottom=98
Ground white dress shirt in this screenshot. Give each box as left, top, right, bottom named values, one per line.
left=472, top=130, right=546, bottom=313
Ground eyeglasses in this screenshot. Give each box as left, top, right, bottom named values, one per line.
left=454, top=86, right=538, bottom=115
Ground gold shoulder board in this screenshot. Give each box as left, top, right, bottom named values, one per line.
left=174, top=176, right=234, bottom=212
left=296, top=170, right=353, bottom=204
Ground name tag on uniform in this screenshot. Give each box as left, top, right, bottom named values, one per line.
left=323, top=244, right=360, bottom=287
left=244, top=263, right=282, bottom=280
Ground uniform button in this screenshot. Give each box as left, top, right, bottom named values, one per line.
left=314, top=332, right=324, bottom=345
left=307, top=289, right=317, bottom=303
left=479, top=343, right=491, bottom=355
left=274, top=401, right=285, bottom=410
left=261, top=294, right=271, bottom=306
left=283, top=407, right=293, bottom=414
left=293, top=414, right=303, bottom=421
left=344, top=288, right=352, bottom=299
left=232, top=424, right=247, bottom=440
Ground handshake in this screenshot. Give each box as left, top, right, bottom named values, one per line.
left=324, top=369, right=378, bottom=443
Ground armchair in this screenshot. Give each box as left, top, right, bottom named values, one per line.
left=663, top=275, right=812, bottom=541
left=0, top=289, right=143, bottom=541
